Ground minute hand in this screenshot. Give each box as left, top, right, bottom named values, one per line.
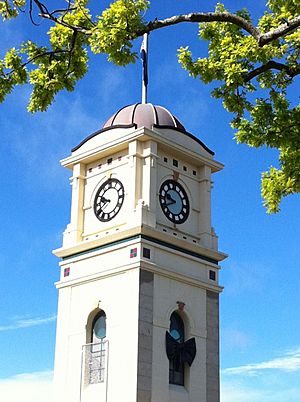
left=99, top=197, right=111, bottom=210
left=165, top=194, right=176, bottom=206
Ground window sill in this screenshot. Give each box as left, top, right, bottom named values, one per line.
left=169, top=384, right=188, bottom=394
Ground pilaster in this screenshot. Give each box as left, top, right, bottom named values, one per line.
left=206, top=290, right=220, bottom=402
left=137, top=270, right=154, bottom=402
left=198, top=165, right=212, bottom=248
left=128, top=140, right=143, bottom=210
left=141, top=140, right=158, bottom=227
left=63, top=163, right=85, bottom=246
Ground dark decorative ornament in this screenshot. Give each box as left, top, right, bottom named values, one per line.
left=166, top=331, right=197, bottom=369
left=94, top=178, right=125, bottom=222
left=159, top=180, right=190, bottom=224
left=176, top=301, right=185, bottom=311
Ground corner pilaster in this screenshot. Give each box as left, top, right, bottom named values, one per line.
left=206, top=290, right=220, bottom=402
left=63, top=163, right=85, bottom=246
left=198, top=165, right=212, bottom=248
left=141, top=140, right=158, bottom=227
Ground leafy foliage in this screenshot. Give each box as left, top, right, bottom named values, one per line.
left=0, top=0, right=25, bottom=20
left=90, top=0, right=149, bottom=65
left=0, top=0, right=299, bottom=212
left=177, top=2, right=300, bottom=212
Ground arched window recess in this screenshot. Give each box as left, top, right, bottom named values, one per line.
left=82, top=309, right=107, bottom=385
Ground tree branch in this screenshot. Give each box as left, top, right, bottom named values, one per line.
left=244, top=60, right=300, bottom=82
left=39, top=11, right=88, bottom=33
left=1, top=49, right=70, bottom=79
left=141, top=12, right=260, bottom=40
left=137, top=11, right=300, bottom=48
left=48, top=8, right=76, bottom=17
left=27, top=4, right=300, bottom=50
left=4, top=0, right=13, bottom=17
left=29, top=0, right=41, bottom=25
left=65, top=30, right=78, bottom=73
left=32, top=0, right=89, bottom=33
left=259, top=15, right=300, bottom=46
left=32, top=0, right=48, bottom=16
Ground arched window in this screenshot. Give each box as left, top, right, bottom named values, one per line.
left=91, top=310, right=106, bottom=343
left=169, top=311, right=185, bottom=386
left=83, top=310, right=107, bottom=384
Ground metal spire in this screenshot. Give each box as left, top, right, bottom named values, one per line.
left=140, top=33, right=149, bottom=104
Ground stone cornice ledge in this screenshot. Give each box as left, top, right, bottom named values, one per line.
left=53, top=224, right=227, bottom=263
left=60, top=126, right=223, bottom=172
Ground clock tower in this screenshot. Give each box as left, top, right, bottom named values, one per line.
left=52, top=103, right=226, bottom=402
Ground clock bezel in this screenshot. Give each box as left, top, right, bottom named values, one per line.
left=159, top=179, right=190, bottom=224
left=93, top=178, right=125, bottom=222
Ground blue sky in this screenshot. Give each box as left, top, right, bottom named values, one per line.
left=0, top=1, right=299, bottom=401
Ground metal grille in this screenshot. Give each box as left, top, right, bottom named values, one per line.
left=82, top=340, right=107, bottom=384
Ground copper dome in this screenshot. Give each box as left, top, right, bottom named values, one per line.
left=72, top=103, right=214, bottom=155
left=103, top=103, right=186, bottom=132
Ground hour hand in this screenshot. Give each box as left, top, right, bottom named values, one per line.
left=165, top=193, right=176, bottom=206
left=99, top=196, right=110, bottom=207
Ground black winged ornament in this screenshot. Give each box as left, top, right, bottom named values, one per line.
left=166, top=331, right=197, bottom=370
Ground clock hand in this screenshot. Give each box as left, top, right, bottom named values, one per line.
left=100, top=197, right=111, bottom=204
left=96, top=197, right=111, bottom=213
left=100, top=197, right=112, bottom=212
left=166, top=199, right=176, bottom=206
left=165, top=193, right=176, bottom=206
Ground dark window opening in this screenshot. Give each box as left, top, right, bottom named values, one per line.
left=169, top=311, right=185, bottom=386
left=164, top=157, right=168, bottom=163
left=143, top=247, right=151, bottom=259
left=209, top=270, right=216, bottom=281
left=173, top=159, right=178, bottom=167
left=107, top=158, right=113, bottom=165
left=92, top=311, right=106, bottom=343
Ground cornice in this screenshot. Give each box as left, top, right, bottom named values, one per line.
left=53, top=224, right=227, bottom=264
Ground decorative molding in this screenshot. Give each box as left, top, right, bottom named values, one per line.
left=58, top=233, right=220, bottom=265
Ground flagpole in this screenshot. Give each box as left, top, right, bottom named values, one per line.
left=141, top=33, right=148, bottom=104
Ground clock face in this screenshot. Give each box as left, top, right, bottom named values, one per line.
left=159, top=179, right=190, bottom=224
left=94, top=178, right=125, bottom=222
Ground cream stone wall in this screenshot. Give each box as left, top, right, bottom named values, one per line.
left=53, top=123, right=225, bottom=402
left=58, top=238, right=141, bottom=281
left=60, top=126, right=223, bottom=249
left=151, top=273, right=207, bottom=402
left=156, top=146, right=213, bottom=245
left=54, top=232, right=222, bottom=402
left=82, top=148, right=135, bottom=237
left=53, top=267, right=140, bottom=402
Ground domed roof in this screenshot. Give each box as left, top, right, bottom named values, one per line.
left=103, top=103, right=186, bottom=132
left=71, top=102, right=214, bottom=155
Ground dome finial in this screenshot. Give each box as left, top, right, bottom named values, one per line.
left=140, top=33, right=149, bottom=104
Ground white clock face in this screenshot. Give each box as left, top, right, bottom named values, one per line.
left=94, top=178, right=125, bottom=222
left=159, top=180, right=190, bottom=224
